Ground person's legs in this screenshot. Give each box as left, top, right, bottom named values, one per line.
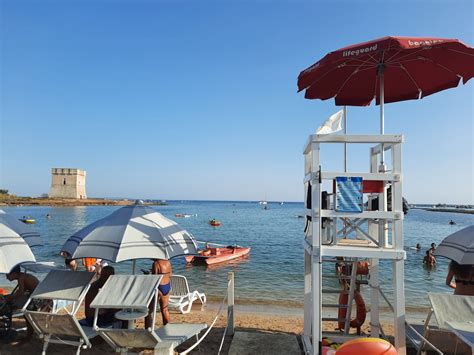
left=159, top=291, right=171, bottom=325
left=144, top=297, right=155, bottom=329
left=145, top=287, right=171, bottom=328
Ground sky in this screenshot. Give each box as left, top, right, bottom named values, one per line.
left=0, top=0, right=473, bottom=204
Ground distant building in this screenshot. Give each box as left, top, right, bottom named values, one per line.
left=49, top=168, right=87, bottom=199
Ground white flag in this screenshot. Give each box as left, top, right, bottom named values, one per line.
left=316, top=109, right=343, bottom=135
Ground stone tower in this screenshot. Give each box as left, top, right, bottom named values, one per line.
left=49, top=168, right=87, bottom=199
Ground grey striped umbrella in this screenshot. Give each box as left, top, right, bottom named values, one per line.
left=0, top=209, right=41, bottom=247
left=61, top=201, right=198, bottom=262
left=434, top=225, right=474, bottom=265
left=0, top=223, right=36, bottom=273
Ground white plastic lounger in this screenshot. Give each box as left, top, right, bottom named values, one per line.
left=414, top=292, right=474, bottom=355
left=22, top=270, right=96, bottom=355
left=91, top=274, right=207, bottom=354
left=169, top=275, right=206, bottom=314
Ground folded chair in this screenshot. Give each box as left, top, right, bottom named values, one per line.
left=414, top=292, right=474, bottom=355
left=169, top=275, right=206, bottom=314
left=22, top=270, right=96, bottom=355
left=91, top=274, right=208, bottom=354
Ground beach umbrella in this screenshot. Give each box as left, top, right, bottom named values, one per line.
left=434, top=225, right=474, bottom=265
left=0, top=223, right=36, bottom=273
left=298, top=36, right=474, bottom=165
left=0, top=209, right=41, bottom=247
left=61, top=201, right=198, bottom=264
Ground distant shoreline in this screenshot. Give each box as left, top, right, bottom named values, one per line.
left=412, top=207, right=474, bottom=215
left=0, top=196, right=166, bottom=207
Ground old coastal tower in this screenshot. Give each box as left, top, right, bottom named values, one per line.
left=49, top=168, right=87, bottom=199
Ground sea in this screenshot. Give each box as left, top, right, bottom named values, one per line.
left=1, top=201, right=473, bottom=311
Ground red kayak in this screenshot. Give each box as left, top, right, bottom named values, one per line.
left=186, top=246, right=251, bottom=265
left=209, top=219, right=221, bottom=227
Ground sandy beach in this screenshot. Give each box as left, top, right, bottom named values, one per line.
left=2, top=303, right=403, bottom=355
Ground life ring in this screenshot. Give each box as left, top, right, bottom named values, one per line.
left=337, top=291, right=367, bottom=331
left=341, top=261, right=370, bottom=275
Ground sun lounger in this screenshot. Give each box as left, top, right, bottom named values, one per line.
left=169, top=275, right=206, bottom=314
left=22, top=270, right=97, bottom=355
left=91, top=274, right=207, bottom=354
left=410, top=292, right=474, bottom=355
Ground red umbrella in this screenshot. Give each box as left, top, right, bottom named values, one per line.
left=298, top=36, right=474, bottom=165
left=298, top=36, right=474, bottom=106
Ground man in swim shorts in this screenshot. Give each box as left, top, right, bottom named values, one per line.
left=4, top=266, right=39, bottom=309
left=145, top=259, right=172, bottom=327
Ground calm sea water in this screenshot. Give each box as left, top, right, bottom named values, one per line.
left=1, top=202, right=472, bottom=309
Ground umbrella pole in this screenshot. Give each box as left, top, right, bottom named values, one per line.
left=379, top=70, right=386, bottom=172
left=343, top=106, right=348, bottom=172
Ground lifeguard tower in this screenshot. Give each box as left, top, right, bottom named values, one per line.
left=302, top=131, right=407, bottom=354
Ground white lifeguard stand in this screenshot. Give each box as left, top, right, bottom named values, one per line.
left=302, top=133, right=407, bottom=355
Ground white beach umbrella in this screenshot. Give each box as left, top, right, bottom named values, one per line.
left=433, top=225, right=474, bottom=265
left=0, top=209, right=41, bottom=247
left=0, top=223, right=36, bottom=273
left=61, top=201, right=198, bottom=263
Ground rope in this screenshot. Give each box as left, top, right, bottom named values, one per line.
left=180, top=279, right=232, bottom=355
left=217, top=308, right=232, bottom=355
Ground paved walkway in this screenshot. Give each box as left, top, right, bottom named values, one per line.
left=229, top=331, right=301, bottom=355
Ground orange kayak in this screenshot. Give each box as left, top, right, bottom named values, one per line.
left=186, top=246, right=251, bottom=265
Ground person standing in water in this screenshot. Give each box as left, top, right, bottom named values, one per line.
left=423, top=250, right=436, bottom=266
left=145, top=259, right=172, bottom=328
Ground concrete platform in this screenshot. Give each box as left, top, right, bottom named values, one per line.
left=229, top=331, right=301, bottom=355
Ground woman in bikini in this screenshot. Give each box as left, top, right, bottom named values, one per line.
left=446, top=261, right=474, bottom=296
left=145, top=259, right=172, bottom=327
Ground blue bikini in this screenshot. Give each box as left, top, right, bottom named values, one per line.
left=158, top=283, right=171, bottom=296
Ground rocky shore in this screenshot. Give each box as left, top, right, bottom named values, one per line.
left=0, top=195, right=166, bottom=207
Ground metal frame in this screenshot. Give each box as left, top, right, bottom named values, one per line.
left=22, top=272, right=94, bottom=355
left=302, top=133, right=407, bottom=355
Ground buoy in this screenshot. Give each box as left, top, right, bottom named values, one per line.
left=337, top=291, right=367, bottom=332
left=342, top=261, right=370, bottom=275
left=335, top=338, right=396, bottom=355
left=322, top=346, right=337, bottom=355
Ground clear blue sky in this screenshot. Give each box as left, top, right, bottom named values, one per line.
left=1, top=0, right=473, bottom=204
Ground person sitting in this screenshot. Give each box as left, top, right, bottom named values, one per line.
left=81, top=266, right=116, bottom=326
left=3, top=266, right=39, bottom=310
left=145, top=259, right=172, bottom=328
left=445, top=261, right=474, bottom=296
left=64, top=258, right=78, bottom=271
left=423, top=250, right=436, bottom=266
